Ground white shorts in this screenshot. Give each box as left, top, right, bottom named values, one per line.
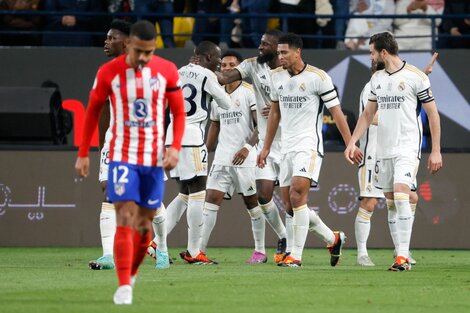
left=375, top=155, right=420, bottom=193
left=169, top=145, right=208, bottom=181
left=358, top=162, right=384, bottom=199
left=99, top=146, right=110, bottom=182
left=279, top=150, right=322, bottom=187
left=207, top=164, right=256, bottom=197
left=255, top=139, right=282, bottom=181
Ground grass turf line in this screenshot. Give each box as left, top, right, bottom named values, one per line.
left=0, top=248, right=469, bottom=313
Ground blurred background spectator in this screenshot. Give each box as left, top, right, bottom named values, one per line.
left=394, top=0, right=444, bottom=50
left=134, top=0, right=175, bottom=48
left=344, top=0, right=395, bottom=50
left=439, top=0, right=470, bottom=49
left=0, top=0, right=43, bottom=46
left=42, top=0, right=102, bottom=47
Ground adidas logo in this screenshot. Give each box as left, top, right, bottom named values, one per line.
left=405, top=172, right=411, bottom=177
left=260, top=75, right=266, bottom=79
left=300, top=168, right=307, bottom=172
left=367, top=156, right=372, bottom=160
left=376, top=84, right=381, bottom=89
left=247, top=186, right=254, bottom=191
left=278, top=85, right=283, bottom=90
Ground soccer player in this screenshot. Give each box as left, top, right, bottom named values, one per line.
left=75, top=20, right=185, bottom=304
left=200, top=51, right=265, bottom=263
left=355, top=53, right=438, bottom=267
left=216, top=30, right=288, bottom=264
left=258, top=33, right=362, bottom=267
left=345, top=32, right=442, bottom=271
left=89, top=19, right=131, bottom=271
left=158, top=41, right=231, bottom=265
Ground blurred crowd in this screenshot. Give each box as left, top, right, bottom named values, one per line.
left=0, top=0, right=469, bottom=49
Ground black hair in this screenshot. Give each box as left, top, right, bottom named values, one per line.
left=222, top=50, right=243, bottom=64
left=195, top=41, right=219, bottom=56
left=130, top=20, right=156, bottom=41
left=369, top=32, right=399, bottom=55
left=264, top=29, right=283, bottom=41
left=278, top=32, right=303, bottom=49
left=110, top=19, right=131, bottom=36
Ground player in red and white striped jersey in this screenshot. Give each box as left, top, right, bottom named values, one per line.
left=75, top=20, right=185, bottom=305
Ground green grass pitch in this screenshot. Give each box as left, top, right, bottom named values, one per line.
left=0, top=247, right=469, bottom=313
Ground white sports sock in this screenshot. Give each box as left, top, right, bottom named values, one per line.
left=186, top=191, right=206, bottom=257
left=100, top=202, right=116, bottom=256
left=355, top=207, right=373, bottom=257
left=259, top=200, right=287, bottom=239
left=247, top=206, right=265, bottom=254
left=199, top=202, right=219, bottom=253
left=152, top=205, right=167, bottom=252
left=291, top=205, right=309, bottom=260
left=394, top=192, right=412, bottom=259
left=308, top=209, right=335, bottom=245
left=410, top=202, right=416, bottom=226
left=386, top=199, right=398, bottom=251
left=410, top=202, right=417, bottom=245
left=285, top=213, right=294, bottom=254
left=166, top=193, right=188, bottom=235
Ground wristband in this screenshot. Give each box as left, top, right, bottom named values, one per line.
left=243, top=143, right=253, bottom=151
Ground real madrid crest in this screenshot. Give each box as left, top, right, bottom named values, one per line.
left=398, top=81, right=406, bottom=91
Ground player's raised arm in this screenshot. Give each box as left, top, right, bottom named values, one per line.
left=423, top=52, right=439, bottom=75
left=205, top=71, right=232, bottom=110
left=215, top=68, right=242, bottom=85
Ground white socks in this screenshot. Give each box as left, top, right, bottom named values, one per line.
left=394, top=192, right=412, bottom=259
left=308, top=209, right=335, bottom=246
left=285, top=213, right=294, bottom=254
left=259, top=200, right=287, bottom=239
left=387, top=199, right=398, bottom=249
left=199, top=202, right=219, bottom=253
left=291, top=205, right=309, bottom=260
left=152, top=205, right=167, bottom=252
left=166, top=193, right=188, bottom=234
left=247, top=206, right=266, bottom=254
left=355, top=208, right=373, bottom=257
left=186, top=191, right=206, bottom=257
left=100, top=202, right=116, bottom=256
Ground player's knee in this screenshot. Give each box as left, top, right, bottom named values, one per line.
left=243, top=195, right=258, bottom=209
left=409, top=191, right=418, bottom=204
left=205, top=189, right=223, bottom=205
left=360, top=198, right=377, bottom=212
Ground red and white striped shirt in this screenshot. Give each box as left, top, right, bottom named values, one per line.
left=78, top=54, right=185, bottom=167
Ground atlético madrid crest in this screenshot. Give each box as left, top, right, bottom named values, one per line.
left=114, top=183, right=125, bottom=196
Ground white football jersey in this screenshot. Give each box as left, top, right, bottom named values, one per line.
left=270, top=64, right=340, bottom=154
left=369, top=61, right=433, bottom=159
left=166, top=63, right=231, bottom=147
left=236, top=57, right=281, bottom=143
left=211, top=82, right=257, bottom=167
left=358, top=81, right=378, bottom=165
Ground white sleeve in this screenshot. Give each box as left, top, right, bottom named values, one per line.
left=204, top=71, right=231, bottom=110
left=248, top=89, right=256, bottom=111
left=319, top=75, right=340, bottom=109
left=368, top=75, right=377, bottom=102
left=236, top=59, right=252, bottom=80
left=416, top=76, right=434, bottom=103
left=210, top=99, right=220, bottom=121
left=269, top=73, right=279, bottom=102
